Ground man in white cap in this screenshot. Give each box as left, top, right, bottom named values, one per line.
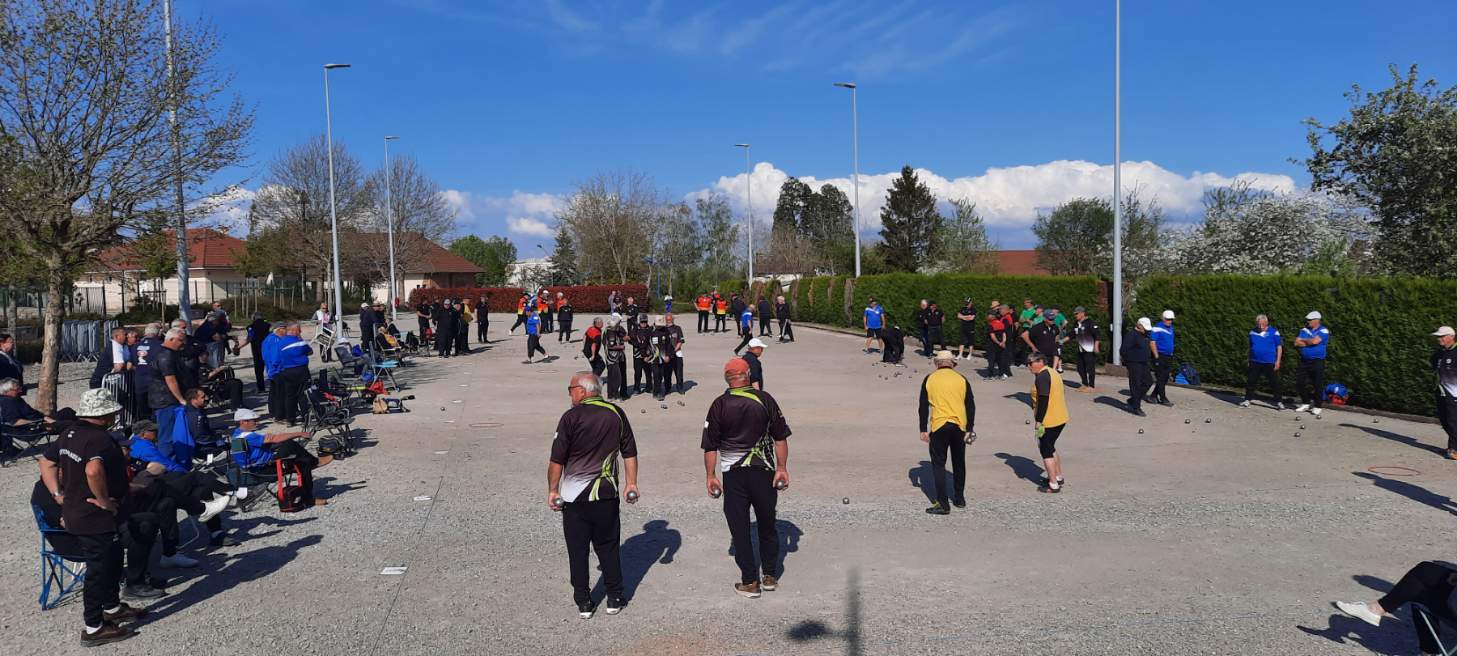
left=1431, top=326, right=1457, bottom=459
left=37, top=389, right=144, bottom=645
left=1293, top=311, right=1330, bottom=416
left=231, top=408, right=332, bottom=506
left=918, top=351, right=976, bottom=514
left=1119, top=318, right=1155, bottom=416
left=1149, top=310, right=1177, bottom=406
left=742, top=338, right=767, bottom=390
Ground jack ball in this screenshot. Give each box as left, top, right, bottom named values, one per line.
left=842, top=497, right=850, bottom=504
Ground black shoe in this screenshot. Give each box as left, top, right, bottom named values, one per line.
left=577, top=601, right=596, bottom=619
left=103, top=603, right=149, bottom=623
left=121, top=583, right=165, bottom=601
left=80, top=623, right=135, bottom=646
left=925, top=502, right=950, bottom=515
left=1158, top=398, right=1174, bottom=407
left=210, top=533, right=242, bottom=548
left=1132, top=409, right=1147, bottom=417
left=1038, top=477, right=1066, bottom=489
left=147, top=576, right=169, bottom=590
left=604, top=595, right=625, bottom=615
left=951, top=498, right=967, bottom=508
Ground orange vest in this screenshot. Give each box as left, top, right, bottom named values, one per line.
left=555, top=298, right=566, bottom=310
left=715, top=299, right=728, bottom=314
left=696, top=295, right=711, bottom=311
left=516, top=298, right=526, bottom=314
left=537, top=298, right=549, bottom=312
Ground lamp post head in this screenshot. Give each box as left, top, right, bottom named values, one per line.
left=384, top=135, right=399, bottom=141
left=324, top=63, right=351, bottom=70
left=834, top=82, right=857, bottom=89
left=734, top=143, right=750, bottom=148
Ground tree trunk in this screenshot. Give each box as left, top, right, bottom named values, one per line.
left=37, top=262, right=66, bottom=413
left=4, top=284, right=17, bottom=333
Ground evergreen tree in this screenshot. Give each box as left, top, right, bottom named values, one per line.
left=547, top=224, right=578, bottom=285
left=877, top=166, right=943, bottom=272
left=771, top=177, right=814, bottom=235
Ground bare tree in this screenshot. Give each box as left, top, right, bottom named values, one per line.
left=0, top=0, right=251, bottom=411
left=359, top=154, right=456, bottom=291
left=558, top=171, right=660, bottom=284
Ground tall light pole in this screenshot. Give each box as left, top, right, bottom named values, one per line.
left=163, top=0, right=191, bottom=321
left=735, top=143, right=753, bottom=286
left=383, top=135, right=400, bottom=323
left=834, top=82, right=862, bottom=278
left=323, top=63, right=350, bottom=335
left=1111, top=0, right=1124, bottom=365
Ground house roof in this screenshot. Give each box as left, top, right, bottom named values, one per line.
left=347, top=233, right=483, bottom=274
left=95, top=228, right=245, bottom=271
left=994, top=250, right=1050, bottom=276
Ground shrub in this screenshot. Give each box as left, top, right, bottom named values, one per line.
left=1131, top=275, right=1457, bottom=415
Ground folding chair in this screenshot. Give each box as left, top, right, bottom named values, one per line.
left=227, top=433, right=278, bottom=512
left=2, top=422, right=55, bottom=467
left=33, top=504, right=85, bottom=610
left=1413, top=603, right=1457, bottom=656
left=304, top=386, right=354, bottom=456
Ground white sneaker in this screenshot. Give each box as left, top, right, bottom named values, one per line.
left=1294, top=404, right=1311, bottom=413
left=1334, top=601, right=1382, bottom=627
left=1311, top=408, right=1322, bottom=417
left=1275, top=402, right=1287, bottom=411
left=1238, top=400, right=1251, bottom=408
left=198, top=494, right=230, bottom=523
left=159, top=553, right=198, bottom=568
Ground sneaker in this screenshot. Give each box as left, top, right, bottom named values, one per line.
left=1238, top=400, right=1251, bottom=408
left=1294, top=404, right=1311, bottom=413
left=925, top=502, right=950, bottom=515
left=1311, top=408, right=1322, bottom=417
left=198, top=494, right=230, bottom=523
left=121, top=583, right=165, bottom=601
left=158, top=553, right=198, bottom=569
left=1275, top=402, right=1287, bottom=411
left=103, top=602, right=149, bottom=622
left=734, top=581, right=762, bottom=598
left=761, top=575, right=778, bottom=591
left=577, top=601, right=596, bottom=619
left=80, top=624, right=135, bottom=647
left=604, top=595, right=625, bottom=615
left=1334, top=601, right=1382, bottom=627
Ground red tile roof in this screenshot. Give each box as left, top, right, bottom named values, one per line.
left=95, top=228, right=245, bottom=271
left=994, top=250, right=1050, bottom=276
left=345, top=233, right=483, bottom=274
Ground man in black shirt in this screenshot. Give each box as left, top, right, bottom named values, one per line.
left=914, top=299, right=931, bottom=356
left=557, top=299, right=574, bottom=343
left=548, top=372, right=639, bottom=619
left=925, top=301, right=946, bottom=356
left=1023, top=313, right=1061, bottom=371
left=149, top=328, right=190, bottom=462
left=757, top=296, right=774, bottom=337
left=774, top=295, right=794, bottom=343
left=703, top=357, right=792, bottom=598
left=955, top=299, right=977, bottom=361
left=742, top=339, right=766, bottom=390
left=1432, top=326, right=1457, bottom=459
left=476, top=296, right=491, bottom=344
left=235, top=314, right=271, bottom=393
left=660, top=314, right=686, bottom=395
left=630, top=315, right=655, bottom=395
left=1120, top=318, right=1155, bottom=416
left=603, top=317, right=629, bottom=400
left=435, top=299, right=457, bottom=357
left=38, top=389, right=147, bottom=645
left=358, top=303, right=377, bottom=354
left=623, top=296, right=641, bottom=326
left=1069, top=307, right=1101, bottom=392
left=881, top=321, right=906, bottom=365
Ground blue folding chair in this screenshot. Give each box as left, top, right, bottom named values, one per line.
left=1413, top=602, right=1457, bottom=656
left=33, top=504, right=85, bottom=610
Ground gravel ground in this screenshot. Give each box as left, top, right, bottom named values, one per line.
left=0, top=314, right=1452, bottom=655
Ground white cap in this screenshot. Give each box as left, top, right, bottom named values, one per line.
left=1137, top=317, right=1152, bottom=330
left=1434, top=326, right=1455, bottom=337
left=1161, top=310, right=1175, bottom=320
left=233, top=408, right=260, bottom=422
left=1306, top=311, right=1322, bottom=320
left=747, top=338, right=767, bottom=349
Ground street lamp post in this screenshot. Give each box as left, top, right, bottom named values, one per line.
left=834, top=82, right=862, bottom=278
left=735, top=143, right=753, bottom=287
left=383, top=135, right=400, bottom=324
left=323, top=63, right=350, bottom=336
left=1111, top=0, right=1123, bottom=365
left=163, top=0, right=191, bottom=322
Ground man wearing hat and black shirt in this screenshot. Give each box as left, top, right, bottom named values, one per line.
left=1069, top=307, right=1101, bottom=392
left=659, top=314, right=686, bottom=395
left=1293, top=310, right=1330, bottom=417
left=1023, top=310, right=1061, bottom=373
left=1120, top=318, right=1155, bottom=416
left=742, top=338, right=766, bottom=390
left=918, top=351, right=976, bottom=515
left=37, top=389, right=148, bottom=646
left=703, top=357, right=792, bottom=598
left=548, top=371, right=639, bottom=619
left=1432, top=326, right=1457, bottom=459
left=630, top=314, right=656, bottom=395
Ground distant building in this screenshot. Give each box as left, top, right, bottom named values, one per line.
left=81, top=228, right=248, bottom=314
left=993, top=250, right=1050, bottom=276
left=350, top=233, right=484, bottom=303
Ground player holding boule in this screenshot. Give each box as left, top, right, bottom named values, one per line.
left=702, top=357, right=792, bottom=599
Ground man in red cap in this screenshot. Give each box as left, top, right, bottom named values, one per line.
left=702, top=357, right=792, bottom=599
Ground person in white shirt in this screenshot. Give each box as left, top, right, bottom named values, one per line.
left=313, top=303, right=334, bottom=362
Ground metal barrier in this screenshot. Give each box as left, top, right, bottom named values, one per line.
left=60, top=320, right=118, bottom=362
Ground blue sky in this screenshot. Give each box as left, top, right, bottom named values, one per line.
left=191, top=0, right=1457, bottom=250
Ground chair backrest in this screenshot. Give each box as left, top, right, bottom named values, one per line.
left=33, top=503, right=55, bottom=533
left=334, top=344, right=356, bottom=363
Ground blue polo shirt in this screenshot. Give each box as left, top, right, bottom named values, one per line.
left=864, top=306, right=884, bottom=329
left=740, top=310, right=753, bottom=330
left=261, top=332, right=281, bottom=379
left=1150, top=321, right=1175, bottom=356
left=1248, top=326, right=1281, bottom=364
left=526, top=314, right=540, bottom=336
left=232, top=428, right=273, bottom=467
left=275, top=335, right=312, bottom=370
left=128, top=436, right=189, bottom=473
left=1298, top=324, right=1330, bottom=360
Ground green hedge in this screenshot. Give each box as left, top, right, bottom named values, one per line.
left=1132, top=275, right=1457, bottom=415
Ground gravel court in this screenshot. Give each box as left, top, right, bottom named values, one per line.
left=1, top=315, right=1453, bottom=655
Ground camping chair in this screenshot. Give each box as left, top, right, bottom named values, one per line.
left=311, top=323, right=336, bottom=355
left=374, top=331, right=407, bottom=364
left=2, top=423, right=55, bottom=467
left=33, top=504, right=85, bottom=610
left=1414, top=601, right=1457, bottom=655
left=366, top=357, right=402, bottom=393
left=304, top=386, right=354, bottom=456
left=334, top=344, right=367, bottom=380
left=202, top=366, right=244, bottom=412
left=227, top=433, right=279, bottom=512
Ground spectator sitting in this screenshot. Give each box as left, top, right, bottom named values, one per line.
left=1, top=377, right=53, bottom=457
left=232, top=408, right=333, bottom=507
left=127, top=420, right=235, bottom=550
left=183, top=388, right=226, bottom=458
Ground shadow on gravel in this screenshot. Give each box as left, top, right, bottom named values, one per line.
left=785, top=566, right=862, bottom=656
left=907, top=461, right=945, bottom=503
left=592, top=519, right=681, bottom=603
left=1342, top=423, right=1446, bottom=457
left=1297, top=610, right=1413, bottom=655
left=1092, top=395, right=1131, bottom=412
left=726, top=520, right=803, bottom=581
left=140, top=533, right=324, bottom=624
left=1002, top=391, right=1032, bottom=407
left=1353, top=472, right=1457, bottom=516
left=994, top=453, right=1043, bottom=486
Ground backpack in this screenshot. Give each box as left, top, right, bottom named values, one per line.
left=1176, top=362, right=1201, bottom=386
left=275, top=459, right=308, bottom=512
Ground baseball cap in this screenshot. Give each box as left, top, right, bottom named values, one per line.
left=233, top=408, right=260, bottom=422
left=131, top=420, right=158, bottom=434
left=1137, top=317, right=1152, bottom=330
left=1306, top=311, right=1322, bottom=320
left=1161, top=310, right=1175, bottom=320
left=724, top=358, right=750, bottom=376
left=1433, top=326, right=1455, bottom=337
left=747, top=338, right=767, bottom=349
left=1073, top=306, right=1086, bottom=314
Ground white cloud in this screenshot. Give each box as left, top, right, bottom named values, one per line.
left=689, top=159, right=1297, bottom=235
left=192, top=185, right=256, bottom=234
left=506, top=216, right=555, bottom=238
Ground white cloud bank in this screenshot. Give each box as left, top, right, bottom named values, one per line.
left=690, top=160, right=1297, bottom=233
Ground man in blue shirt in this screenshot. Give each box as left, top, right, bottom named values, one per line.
left=1242, top=314, right=1285, bottom=410
left=1149, top=310, right=1177, bottom=406
left=525, top=308, right=547, bottom=364
left=273, top=323, right=313, bottom=426
left=733, top=307, right=755, bottom=355
left=1294, top=311, right=1330, bottom=417
left=231, top=408, right=331, bottom=507
left=863, top=298, right=885, bottom=354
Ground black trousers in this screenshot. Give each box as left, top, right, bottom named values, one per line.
left=734, top=331, right=753, bottom=354
left=605, top=359, right=627, bottom=399
left=985, top=342, right=1002, bottom=376
left=722, top=467, right=778, bottom=584
left=1153, top=356, right=1172, bottom=401
left=273, top=440, right=320, bottom=501
left=1244, top=361, right=1281, bottom=403
left=1378, top=561, right=1456, bottom=654
left=760, top=318, right=773, bottom=336
left=714, top=314, right=726, bottom=332
left=267, top=372, right=282, bottom=419
left=543, top=310, right=554, bottom=333
left=1297, top=358, right=1326, bottom=407
left=76, top=532, right=123, bottom=628
left=455, top=328, right=469, bottom=354
left=928, top=423, right=967, bottom=506
left=659, top=359, right=683, bottom=392
left=697, top=311, right=709, bottom=333
left=509, top=315, right=526, bottom=332
left=436, top=330, right=454, bottom=356
left=160, top=472, right=229, bottom=541
left=1077, top=351, right=1098, bottom=387
left=1038, top=423, right=1066, bottom=458
left=1438, top=394, right=1457, bottom=451
left=477, top=320, right=488, bottom=343
left=557, top=320, right=572, bottom=342
left=1127, top=361, right=1152, bottom=411
left=633, top=357, right=655, bottom=392
left=589, top=356, right=604, bottom=377
left=779, top=319, right=794, bottom=341
left=527, top=335, right=546, bottom=359
left=918, top=327, right=931, bottom=356
left=562, top=498, right=623, bottom=605
left=276, top=365, right=309, bottom=424
left=251, top=345, right=267, bottom=392
left=927, top=326, right=944, bottom=352
left=417, top=319, right=430, bottom=339
left=997, top=341, right=1013, bottom=376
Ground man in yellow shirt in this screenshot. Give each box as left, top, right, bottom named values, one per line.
left=1029, top=353, right=1069, bottom=493
left=917, top=351, right=977, bottom=515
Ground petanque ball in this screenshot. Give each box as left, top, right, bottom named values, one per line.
left=640, top=409, right=647, bottom=414
left=552, top=497, right=564, bottom=508
left=1294, top=432, right=1301, bottom=437
left=1138, top=428, right=1144, bottom=434
left=626, top=490, right=639, bottom=502
left=1300, top=424, right=1306, bottom=430
left=1184, top=419, right=1191, bottom=424
left=842, top=497, right=850, bottom=504
left=1204, top=418, right=1211, bottom=424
